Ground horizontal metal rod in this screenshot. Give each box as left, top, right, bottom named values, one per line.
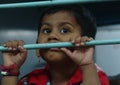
left=0, top=0, right=111, bottom=9
left=0, top=39, right=120, bottom=51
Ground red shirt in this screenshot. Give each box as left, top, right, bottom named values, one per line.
left=19, top=64, right=109, bottom=85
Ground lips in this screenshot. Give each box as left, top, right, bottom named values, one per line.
left=49, top=48, right=60, bottom=51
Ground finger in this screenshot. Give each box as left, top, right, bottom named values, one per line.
left=75, top=37, right=82, bottom=46
left=18, top=40, right=25, bottom=51
left=18, top=46, right=27, bottom=59
left=71, top=36, right=80, bottom=43
left=70, top=37, right=80, bottom=47
left=18, top=40, right=25, bottom=52
left=69, top=37, right=76, bottom=43
left=89, top=37, right=93, bottom=41
left=81, top=36, right=93, bottom=41
left=12, top=40, right=19, bottom=50
left=18, top=46, right=26, bottom=53
left=81, top=36, right=90, bottom=42
left=60, top=48, right=73, bottom=57
left=81, top=37, right=94, bottom=46
left=73, top=36, right=93, bottom=47
left=72, top=37, right=82, bottom=47
left=18, top=40, right=27, bottom=56
left=80, top=36, right=89, bottom=46
left=19, top=40, right=24, bottom=46
left=3, top=42, right=7, bottom=47
left=6, top=41, right=12, bottom=50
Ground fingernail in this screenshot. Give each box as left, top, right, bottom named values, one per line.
left=8, top=47, right=12, bottom=50
left=89, top=37, right=93, bottom=40
left=80, top=42, right=85, bottom=45
left=71, top=40, right=75, bottom=43
left=3, top=44, right=6, bottom=47
left=76, top=44, right=80, bottom=46
left=13, top=48, right=17, bottom=50
left=18, top=46, right=22, bottom=49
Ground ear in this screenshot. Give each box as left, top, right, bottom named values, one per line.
left=36, top=49, right=41, bottom=57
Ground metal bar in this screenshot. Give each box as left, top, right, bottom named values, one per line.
left=0, top=0, right=111, bottom=9
left=0, top=39, right=120, bottom=51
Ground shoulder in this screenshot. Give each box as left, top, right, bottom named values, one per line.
left=95, top=64, right=110, bottom=85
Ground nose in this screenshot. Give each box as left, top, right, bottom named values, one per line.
left=48, top=30, right=59, bottom=42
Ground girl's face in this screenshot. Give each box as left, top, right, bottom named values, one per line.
left=38, top=11, right=82, bottom=63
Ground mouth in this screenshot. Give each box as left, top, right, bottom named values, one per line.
left=49, top=48, right=60, bottom=51
left=43, top=41, right=63, bottom=51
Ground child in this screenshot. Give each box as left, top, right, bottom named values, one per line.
left=1, top=4, right=109, bottom=85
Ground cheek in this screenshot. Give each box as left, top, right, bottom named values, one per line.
left=71, top=33, right=81, bottom=39
left=38, top=35, right=47, bottom=43
left=61, top=36, right=71, bottom=41
left=61, top=34, right=81, bottom=41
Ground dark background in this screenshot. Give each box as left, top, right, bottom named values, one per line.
left=0, top=0, right=119, bottom=26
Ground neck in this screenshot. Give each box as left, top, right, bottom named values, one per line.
left=48, top=59, right=78, bottom=85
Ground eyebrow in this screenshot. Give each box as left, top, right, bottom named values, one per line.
left=59, top=22, right=74, bottom=27
left=41, top=21, right=74, bottom=27
left=41, top=22, right=51, bottom=26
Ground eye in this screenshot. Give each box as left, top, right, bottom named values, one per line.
left=60, top=28, right=69, bottom=34
left=42, top=28, right=51, bottom=34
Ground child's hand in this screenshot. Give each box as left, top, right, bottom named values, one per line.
left=1, top=40, right=27, bottom=70
left=60, top=36, right=94, bottom=67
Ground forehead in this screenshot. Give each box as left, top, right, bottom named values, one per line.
left=41, top=11, right=79, bottom=25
